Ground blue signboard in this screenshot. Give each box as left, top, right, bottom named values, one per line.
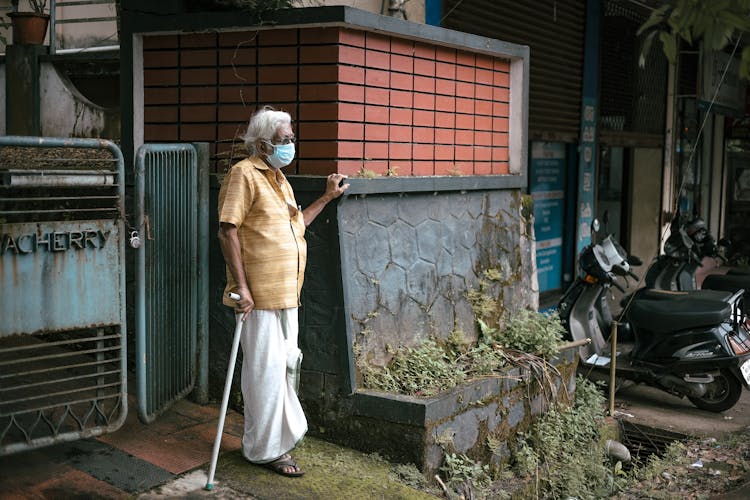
left=0, top=220, right=121, bottom=336
left=576, top=97, right=597, bottom=255
left=530, top=142, right=565, bottom=292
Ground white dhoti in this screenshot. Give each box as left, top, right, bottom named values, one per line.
left=238, top=308, right=307, bottom=463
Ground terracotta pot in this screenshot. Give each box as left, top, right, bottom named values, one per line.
left=8, top=12, right=50, bottom=45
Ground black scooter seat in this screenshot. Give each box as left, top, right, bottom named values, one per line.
left=628, top=296, right=731, bottom=333
left=634, top=288, right=733, bottom=302
left=702, top=273, right=750, bottom=294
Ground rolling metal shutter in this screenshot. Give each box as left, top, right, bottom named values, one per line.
left=600, top=1, right=667, bottom=139
left=443, top=0, right=585, bottom=141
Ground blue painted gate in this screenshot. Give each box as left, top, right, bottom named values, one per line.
left=134, top=143, right=209, bottom=423
left=0, top=136, right=128, bottom=455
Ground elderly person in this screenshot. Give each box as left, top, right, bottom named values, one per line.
left=217, top=106, right=348, bottom=477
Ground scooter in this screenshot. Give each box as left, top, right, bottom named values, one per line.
left=645, top=215, right=750, bottom=313
left=558, top=220, right=750, bottom=412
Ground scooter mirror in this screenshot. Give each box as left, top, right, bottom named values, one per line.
left=591, top=218, right=600, bottom=234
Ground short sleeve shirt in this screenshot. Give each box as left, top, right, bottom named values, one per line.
left=218, top=156, right=307, bottom=310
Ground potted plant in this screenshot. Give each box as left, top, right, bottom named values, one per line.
left=8, top=0, right=49, bottom=45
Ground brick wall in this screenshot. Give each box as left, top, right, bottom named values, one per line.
left=142, top=26, right=511, bottom=176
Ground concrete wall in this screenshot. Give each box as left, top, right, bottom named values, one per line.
left=40, top=62, right=120, bottom=138
left=335, top=349, right=577, bottom=476
left=339, top=188, right=537, bottom=368
left=290, top=182, right=539, bottom=472
left=3, top=45, right=119, bottom=138
left=629, top=147, right=662, bottom=266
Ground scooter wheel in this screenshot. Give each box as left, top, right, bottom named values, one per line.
left=687, top=369, right=742, bottom=412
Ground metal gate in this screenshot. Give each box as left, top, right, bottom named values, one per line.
left=134, top=143, right=208, bottom=423
left=0, top=136, right=127, bottom=455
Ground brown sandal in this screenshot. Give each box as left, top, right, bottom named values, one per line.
left=259, top=454, right=305, bottom=477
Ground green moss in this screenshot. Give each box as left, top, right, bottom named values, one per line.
left=520, top=194, right=533, bottom=216
left=215, top=436, right=438, bottom=499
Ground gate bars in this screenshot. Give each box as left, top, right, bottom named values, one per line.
left=0, top=136, right=127, bottom=455
left=134, top=143, right=209, bottom=423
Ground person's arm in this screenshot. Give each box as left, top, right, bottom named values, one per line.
left=302, top=173, right=349, bottom=226
left=217, top=222, right=254, bottom=319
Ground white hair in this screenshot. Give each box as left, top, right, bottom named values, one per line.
left=242, top=106, right=292, bottom=154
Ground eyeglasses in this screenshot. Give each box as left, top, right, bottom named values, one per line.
left=266, top=137, right=295, bottom=146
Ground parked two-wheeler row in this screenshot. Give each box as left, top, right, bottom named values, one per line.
left=646, top=215, right=750, bottom=313
left=558, top=218, right=750, bottom=412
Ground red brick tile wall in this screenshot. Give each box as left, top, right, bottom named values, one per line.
left=142, top=27, right=511, bottom=176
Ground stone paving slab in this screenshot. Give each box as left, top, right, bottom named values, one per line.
left=44, top=438, right=174, bottom=494
left=0, top=448, right=130, bottom=499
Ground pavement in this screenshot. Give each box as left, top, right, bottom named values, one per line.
left=2, top=380, right=750, bottom=499
left=0, top=393, right=436, bottom=500
left=613, top=380, right=750, bottom=438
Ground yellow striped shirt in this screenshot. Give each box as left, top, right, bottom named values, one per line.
left=218, top=156, right=307, bottom=310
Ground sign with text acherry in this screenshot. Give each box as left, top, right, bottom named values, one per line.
left=0, top=220, right=121, bottom=336
left=530, top=142, right=565, bottom=292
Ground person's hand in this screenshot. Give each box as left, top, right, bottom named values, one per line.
left=302, top=173, right=350, bottom=226
left=234, top=286, right=254, bottom=321
left=325, top=173, right=349, bottom=200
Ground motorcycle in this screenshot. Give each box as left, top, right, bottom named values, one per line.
left=558, top=219, right=750, bottom=412
left=645, top=215, right=750, bottom=313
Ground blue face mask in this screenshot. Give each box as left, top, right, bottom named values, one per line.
left=265, top=142, right=295, bottom=169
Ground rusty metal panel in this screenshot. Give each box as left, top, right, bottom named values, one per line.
left=0, top=135, right=127, bottom=456
left=0, top=220, right=121, bottom=336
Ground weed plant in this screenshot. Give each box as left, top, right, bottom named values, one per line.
left=388, top=339, right=466, bottom=396
left=358, top=309, right=564, bottom=396
left=440, top=452, right=492, bottom=490
left=494, top=308, right=564, bottom=358
left=514, top=377, right=623, bottom=498
left=628, top=441, right=687, bottom=483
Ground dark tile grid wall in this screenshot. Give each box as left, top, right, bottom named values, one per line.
left=143, top=27, right=511, bottom=175
left=143, top=30, right=267, bottom=173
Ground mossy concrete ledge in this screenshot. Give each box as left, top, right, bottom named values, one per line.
left=314, top=349, right=578, bottom=478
